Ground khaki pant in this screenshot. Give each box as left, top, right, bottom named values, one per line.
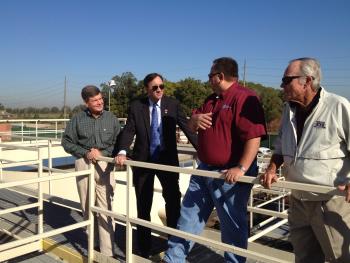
left=75, top=158, right=116, bottom=256
left=289, top=196, right=350, bottom=263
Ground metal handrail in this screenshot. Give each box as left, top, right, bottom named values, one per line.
left=0, top=134, right=346, bottom=262
left=93, top=156, right=343, bottom=263
left=99, top=156, right=343, bottom=196
left=0, top=143, right=95, bottom=262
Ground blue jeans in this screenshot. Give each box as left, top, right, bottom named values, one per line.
left=164, top=162, right=256, bottom=263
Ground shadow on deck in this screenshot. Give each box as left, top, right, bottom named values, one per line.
left=0, top=188, right=230, bottom=262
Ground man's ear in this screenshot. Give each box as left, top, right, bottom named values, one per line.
left=307, top=76, right=315, bottom=84
left=304, top=76, right=313, bottom=89
left=218, top=72, right=223, bottom=80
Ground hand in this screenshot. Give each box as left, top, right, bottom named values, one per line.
left=260, top=168, right=278, bottom=189
left=337, top=183, right=350, bottom=202
left=222, top=167, right=244, bottom=184
left=86, top=148, right=101, bottom=163
left=190, top=113, right=212, bottom=130
left=115, top=154, right=127, bottom=166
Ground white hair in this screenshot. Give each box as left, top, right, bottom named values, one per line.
left=290, top=57, right=322, bottom=91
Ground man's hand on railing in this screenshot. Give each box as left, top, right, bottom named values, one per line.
left=86, top=148, right=101, bottom=163
left=222, top=167, right=244, bottom=184
left=260, top=168, right=279, bottom=189
left=337, top=183, right=350, bottom=202
left=115, top=154, right=127, bottom=166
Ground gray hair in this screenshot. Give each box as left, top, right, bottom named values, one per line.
left=290, top=57, right=322, bottom=91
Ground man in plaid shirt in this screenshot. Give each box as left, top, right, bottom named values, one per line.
left=62, top=85, right=120, bottom=257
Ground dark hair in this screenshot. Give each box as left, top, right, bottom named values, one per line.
left=212, top=57, right=239, bottom=80
left=143, top=73, right=164, bottom=87
left=81, top=85, right=101, bottom=102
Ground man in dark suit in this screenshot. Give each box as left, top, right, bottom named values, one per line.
left=115, top=73, right=197, bottom=258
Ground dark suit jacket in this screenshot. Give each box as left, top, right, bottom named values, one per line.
left=117, top=96, right=197, bottom=166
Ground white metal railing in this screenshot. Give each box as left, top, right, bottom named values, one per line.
left=93, top=156, right=344, bottom=263
left=0, top=143, right=95, bottom=262
left=0, top=118, right=128, bottom=142
left=0, top=119, right=69, bottom=141
left=0, top=133, right=346, bottom=262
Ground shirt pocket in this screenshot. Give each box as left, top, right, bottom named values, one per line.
left=77, top=125, right=91, bottom=140
left=100, top=125, right=115, bottom=143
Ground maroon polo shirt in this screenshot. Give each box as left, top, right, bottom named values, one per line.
left=194, top=82, right=266, bottom=167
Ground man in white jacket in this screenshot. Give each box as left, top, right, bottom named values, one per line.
left=261, top=57, right=350, bottom=263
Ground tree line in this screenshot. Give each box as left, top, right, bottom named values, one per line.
left=3, top=105, right=85, bottom=119
left=100, top=72, right=283, bottom=131
left=1, top=72, right=283, bottom=131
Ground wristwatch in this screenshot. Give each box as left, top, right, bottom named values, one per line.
left=237, top=164, right=247, bottom=173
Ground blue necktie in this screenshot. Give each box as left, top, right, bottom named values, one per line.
left=150, top=103, right=160, bottom=160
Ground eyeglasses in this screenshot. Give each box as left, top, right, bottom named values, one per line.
left=281, top=76, right=302, bottom=86
left=151, top=84, right=165, bottom=91
left=208, top=72, right=221, bottom=79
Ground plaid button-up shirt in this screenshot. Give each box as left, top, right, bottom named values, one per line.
left=62, top=109, right=121, bottom=158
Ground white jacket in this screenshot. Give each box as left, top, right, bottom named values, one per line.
left=274, top=88, right=350, bottom=200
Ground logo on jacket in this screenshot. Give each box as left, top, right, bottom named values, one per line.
left=314, top=120, right=326, bottom=129
left=164, top=109, right=168, bottom=114
left=222, top=104, right=232, bottom=110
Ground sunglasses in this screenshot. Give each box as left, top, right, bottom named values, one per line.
left=208, top=72, right=221, bottom=79
left=151, top=84, right=165, bottom=91
left=281, top=76, right=302, bottom=86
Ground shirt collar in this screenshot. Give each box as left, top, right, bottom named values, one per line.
left=220, top=82, right=239, bottom=99
left=85, top=108, right=104, bottom=118
left=148, top=98, right=161, bottom=107
left=290, top=87, right=321, bottom=113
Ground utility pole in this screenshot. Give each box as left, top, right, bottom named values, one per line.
left=63, top=76, right=67, bottom=120
left=243, top=59, right=246, bottom=87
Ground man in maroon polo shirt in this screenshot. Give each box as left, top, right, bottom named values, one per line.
left=164, top=57, right=266, bottom=263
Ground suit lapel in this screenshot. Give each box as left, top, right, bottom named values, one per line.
left=141, top=98, right=151, bottom=141
left=161, top=96, right=169, bottom=130
left=161, top=96, right=167, bottom=119
left=161, top=96, right=172, bottom=142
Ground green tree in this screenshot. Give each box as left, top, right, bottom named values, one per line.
left=243, top=81, right=283, bottom=125
left=98, top=72, right=284, bottom=130
left=72, top=104, right=86, bottom=114
left=50, top=107, right=60, bottom=113
left=174, top=78, right=212, bottom=116
left=40, top=107, right=50, bottom=114
left=101, top=72, right=141, bottom=117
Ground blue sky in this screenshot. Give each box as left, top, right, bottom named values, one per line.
left=1, top=0, right=349, bottom=108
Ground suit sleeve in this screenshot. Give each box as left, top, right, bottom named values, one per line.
left=176, top=100, right=198, bottom=149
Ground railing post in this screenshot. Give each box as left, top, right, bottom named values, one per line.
left=48, top=140, right=52, bottom=195
left=55, top=121, right=58, bottom=139
left=21, top=121, right=24, bottom=142
left=87, top=163, right=95, bottom=263
left=192, top=157, right=196, bottom=169
left=35, top=120, right=38, bottom=142
left=249, top=190, right=254, bottom=229
left=126, top=164, right=133, bottom=262
left=37, top=147, right=44, bottom=251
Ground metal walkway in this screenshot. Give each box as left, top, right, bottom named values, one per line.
left=5, top=251, right=63, bottom=263
left=0, top=188, right=229, bottom=262
left=0, top=188, right=293, bottom=263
